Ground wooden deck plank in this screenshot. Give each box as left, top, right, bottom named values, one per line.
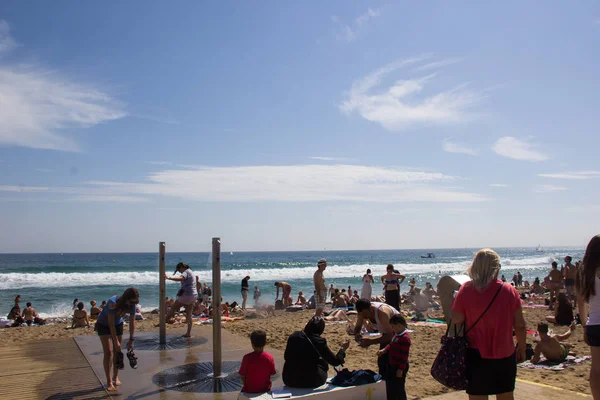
left=0, top=338, right=109, bottom=400
left=0, top=367, right=109, bottom=399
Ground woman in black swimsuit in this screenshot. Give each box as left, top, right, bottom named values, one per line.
left=381, top=264, right=405, bottom=311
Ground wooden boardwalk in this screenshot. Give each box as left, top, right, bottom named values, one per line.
left=421, top=379, right=591, bottom=399
left=0, top=338, right=110, bottom=400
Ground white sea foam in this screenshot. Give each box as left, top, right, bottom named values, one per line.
left=0, top=257, right=553, bottom=290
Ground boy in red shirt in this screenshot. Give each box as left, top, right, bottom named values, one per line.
left=238, top=330, right=277, bottom=394
left=377, top=315, right=410, bottom=400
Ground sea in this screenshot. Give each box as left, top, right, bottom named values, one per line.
left=0, top=247, right=584, bottom=317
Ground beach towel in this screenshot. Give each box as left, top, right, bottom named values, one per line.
left=410, top=321, right=446, bottom=328
left=518, top=355, right=591, bottom=370
left=522, top=303, right=548, bottom=309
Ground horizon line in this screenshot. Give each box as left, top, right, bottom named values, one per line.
left=0, top=245, right=585, bottom=256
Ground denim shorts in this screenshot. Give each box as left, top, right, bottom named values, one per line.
left=586, top=324, right=600, bottom=347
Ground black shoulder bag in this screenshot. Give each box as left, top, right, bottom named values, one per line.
left=430, top=283, right=504, bottom=390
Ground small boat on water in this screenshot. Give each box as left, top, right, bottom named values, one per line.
left=536, top=245, right=543, bottom=252
left=421, top=253, right=435, bottom=259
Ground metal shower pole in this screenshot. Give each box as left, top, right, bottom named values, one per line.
left=212, top=237, right=222, bottom=377
left=159, top=242, right=166, bottom=345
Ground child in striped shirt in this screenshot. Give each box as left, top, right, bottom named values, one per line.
left=377, top=314, right=410, bottom=400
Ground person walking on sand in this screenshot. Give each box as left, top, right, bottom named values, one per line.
left=241, top=276, right=250, bottom=311
left=96, top=288, right=139, bottom=392
left=576, top=234, right=600, bottom=400
left=275, top=282, right=293, bottom=307
left=329, top=284, right=335, bottom=302
left=314, top=258, right=328, bottom=316
left=165, top=262, right=197, bottom=338
left=361, top=269, right=374, bottom=300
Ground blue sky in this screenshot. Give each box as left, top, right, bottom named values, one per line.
left=1, top=1, right=599, bottom=253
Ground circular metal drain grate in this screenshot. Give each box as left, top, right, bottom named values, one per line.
left=153, top=361, right=247, bottom=393
left=124, top=333, right=208, bottom=351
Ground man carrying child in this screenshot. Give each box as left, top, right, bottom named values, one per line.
left=238, top=330, right=277, bottom=394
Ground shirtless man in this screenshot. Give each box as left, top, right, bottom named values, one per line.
left=23, top=302, right=44, bottom=326
left=547, top=262, right=563, bottom=309
left=274, top=281, right=293, bottom=307
left=563, top=256, right=577, bottom=305
left=532, top=322, right=576, bottom=364
left=333, top=289, right=347, bottom=307
left=313, top=258, right=327, bottom=316
left=353, top=299, right=399, bottom=391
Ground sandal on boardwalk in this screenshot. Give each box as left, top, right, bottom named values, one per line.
left=127, top=350, right=138, bottom=369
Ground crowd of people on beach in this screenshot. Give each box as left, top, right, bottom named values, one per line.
left=4, top=236, right=600, bottom=399
left=235, top=238, right=600, bottom=400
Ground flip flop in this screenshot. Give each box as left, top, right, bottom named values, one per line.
left=127, top=350, right=138, bottom=369
left=116, top=351, right=125, bottom=370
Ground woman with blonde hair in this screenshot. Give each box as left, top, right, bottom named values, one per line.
left=451, top=249, right=526, bottom=400
left=576, top=234, right=600, bottom=400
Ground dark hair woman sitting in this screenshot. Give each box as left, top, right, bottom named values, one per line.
left=282, top=316, right=350, bottom=388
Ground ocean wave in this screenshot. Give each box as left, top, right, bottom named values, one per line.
left=0, top=257, right=553, bottom=290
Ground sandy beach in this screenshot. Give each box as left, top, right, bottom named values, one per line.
left=0, top=303, right=592, bottom=399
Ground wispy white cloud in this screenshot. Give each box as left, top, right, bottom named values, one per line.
left=492, top=137, right=549, bottom=162
left=0, top=185, right=49, bottom=192
left=442, top=140, right=477, bottom=156
left=332, top=8, right=382, bottom=42
left=309, top=156, right=350, bottom=162
left=415, top=58, right=463, bottom=71
left=489, top=184, right=508, bottom=188
left=534, top=184, right=567, bottom=193
left=340, top=55, right=484, bottom=131
left=0, top=20, right=127, bottom=151
left=35, top=168, right=53, bottom=173
left=0, top=164, right=487, bottom=203
left=146, top=161, right=173, bottom=166
left=538, top=171, right=600, bottom=180
left=0, top=20, right=16, bottom=54
left=68, top=195, right=149, bottom=203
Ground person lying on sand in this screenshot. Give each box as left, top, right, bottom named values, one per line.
left=531, top=322, right=576, bottom=364
left=323, top=309, right=350, bottom=322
